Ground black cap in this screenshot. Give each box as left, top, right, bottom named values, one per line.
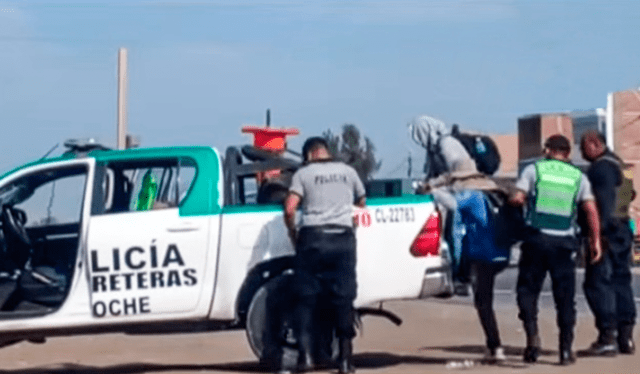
left=302, top=137, right=329, bottom=163
left=544, top=134, right=571, bottom=152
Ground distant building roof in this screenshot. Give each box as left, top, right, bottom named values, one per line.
left=489, top=134, right=518, bottom=178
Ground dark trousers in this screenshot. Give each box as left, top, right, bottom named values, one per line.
left=517, top=233, right=579, bottom=349
left=584, top=219, right=636, bottom=335
left=293, top=226, right=357, bottom=340
left=470, top=261, right=505, bottom=350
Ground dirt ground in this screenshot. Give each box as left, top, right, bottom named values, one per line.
left=0, top=298, right=637, bottom=374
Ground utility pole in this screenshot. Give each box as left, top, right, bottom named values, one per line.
left=117, top=48, right=128, bottom=150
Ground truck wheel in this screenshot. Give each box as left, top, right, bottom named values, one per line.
left=245, top=273, right=298, bottom=369
left=245, top=273, right=339, bottom=369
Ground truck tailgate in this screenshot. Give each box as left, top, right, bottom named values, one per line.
left=353, top=195, right=448, bottom=307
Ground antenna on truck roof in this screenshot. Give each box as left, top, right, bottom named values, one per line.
left=40, top=143, right=60, bottom=160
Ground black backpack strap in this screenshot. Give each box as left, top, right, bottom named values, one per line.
left=427, top=136, right=449, bottom=179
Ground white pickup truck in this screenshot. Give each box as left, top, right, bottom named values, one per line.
left=0, top=142, right=452, bottom=365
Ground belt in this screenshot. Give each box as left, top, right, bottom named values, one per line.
left=302, top=224, right=353, bottom=234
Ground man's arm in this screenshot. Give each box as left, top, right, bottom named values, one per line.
left=581, top=199, right=602, bottom=264
left=351, top=195, right=367, bottom=228
left=284, top=192, right=301, bottom=244
left=350, top=166, right=366, bottom=208
left=587, top=162, right=619, bottom=231
left=509, top=164, right=534, bottom=207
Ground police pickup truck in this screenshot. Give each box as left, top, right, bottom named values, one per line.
left=0, top=140, right=452, bottom=365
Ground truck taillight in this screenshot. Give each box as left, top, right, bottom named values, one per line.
left=410, top=210, right=441, bottom=257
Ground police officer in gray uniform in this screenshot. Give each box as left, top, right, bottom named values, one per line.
left=510, top=135, right=602, bottom=365
left=284, top=137, right=366, bottom=374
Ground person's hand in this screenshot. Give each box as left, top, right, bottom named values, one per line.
left=590, top=238, right=603, bottom=264
left=419, top=183, right=432, bottom=194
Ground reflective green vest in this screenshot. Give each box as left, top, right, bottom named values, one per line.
left=530, top=159, right=582, bottom=230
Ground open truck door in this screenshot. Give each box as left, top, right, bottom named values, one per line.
left=86, top=155, right=213, bottom=320
left=0, top=158, right=91, bottom=318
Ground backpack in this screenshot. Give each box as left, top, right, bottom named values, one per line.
left=455, top=191, right=513, bottom=266
left=450, top=124, right=501, bottom=175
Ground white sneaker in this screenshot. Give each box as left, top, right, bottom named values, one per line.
left=484, top=346, right=506, bottom=362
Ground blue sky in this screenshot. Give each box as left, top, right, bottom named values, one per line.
left=1, top=1, right=639, bottom=178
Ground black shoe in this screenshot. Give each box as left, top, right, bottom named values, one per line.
left=296, top=320, right=315, bottom=372
left=276, top=345, right=299, bottom=374
left=523, top=346, right=539, bottom=363
left=339, top=360, right=355, bottom=374
left=618, top=338, right=635, bottom=355
left=559, top=350, right=576, bottom=365
left=581, top=340, right=617, bottom=357
left=618, top=325, right=635, bottom=355
left=453, top=281, right=470, bottom=296
left=338, top=338, right=355, bottom=374
left=297, top=352, right=314, bottom=372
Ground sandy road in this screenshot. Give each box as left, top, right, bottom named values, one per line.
left=0, top=298, right=637, bottom=374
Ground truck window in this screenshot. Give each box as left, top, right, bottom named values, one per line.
left=243, top=176, right=258, bottom=204
left=8, top=166, right=87, bottom=227
left=96, top=158, right=196, bottom=214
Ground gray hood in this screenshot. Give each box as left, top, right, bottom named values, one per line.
left=408, top=115, right=448, bottom=150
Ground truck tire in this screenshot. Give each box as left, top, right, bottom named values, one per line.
left=246, top=273, right=297, bottom=369
left=245, top=273, right=338, bottom=369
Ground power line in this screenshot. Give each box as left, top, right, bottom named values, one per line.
left=385, top=157, right=406, bottom=178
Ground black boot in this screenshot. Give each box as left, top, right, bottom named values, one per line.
left=297, top=339, right=315, bottom=372
left=618, top=325, right=635, bottom=355
left=296, top=310, right=315, bottom=372
left=338, top=338, right=355, bottom=374
left=559, top=330, right=575, bottom=365
left=523, top=334, right=540, bottom=363
left=559, top=349, right=576, bottom=365
left=581, top=329, right=617, bottom=357
left=276, top=346, right=298, bottom=374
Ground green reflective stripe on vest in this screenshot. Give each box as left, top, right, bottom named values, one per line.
left=531, top=159, right=582, bottom=230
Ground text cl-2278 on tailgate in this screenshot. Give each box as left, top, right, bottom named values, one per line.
left=374, top=206, right=415, bottom=224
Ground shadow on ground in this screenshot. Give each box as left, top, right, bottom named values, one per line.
left=0, top=350, right=528, bottom=373
left=422, top=344, right=555, bottom=356
left=422, top=344, right=573, bottom=367
left=0, top=344, right=584, bottom=373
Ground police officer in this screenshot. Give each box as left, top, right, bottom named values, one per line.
left=283, top=137, right=366, bottom=374
left=509, top=134, right=602, bottom=365
left=580, top=130, right=636, bottom=356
